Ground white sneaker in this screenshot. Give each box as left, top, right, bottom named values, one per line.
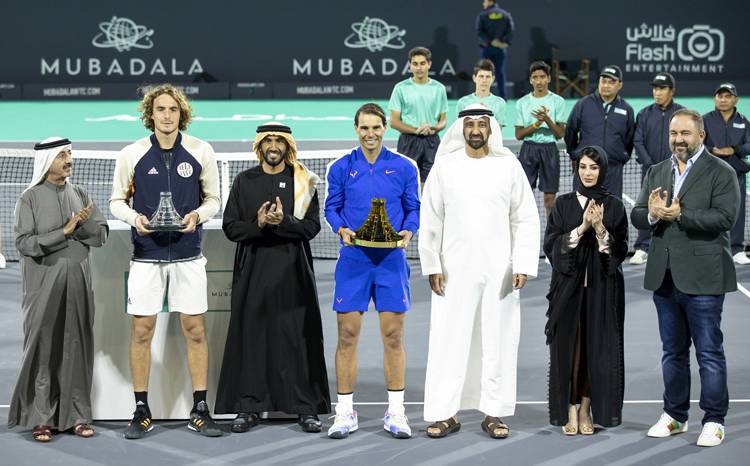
left=647, top=412, right=688, bottom=438
left=0, top=253, right=5, bottom=269
left=629, top=250, right=648, bottom=265
left=327, top=410, right=358, bottom=439
left=696, top=422, right=725, bottom=447
left=383, top=411, right=412, bottom=439
left=733, top=252, right=750, bottom=265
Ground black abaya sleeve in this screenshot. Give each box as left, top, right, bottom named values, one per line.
left=543, top=195, right=582, bottom=276
left=273, top=191, right=322, bottom=241
left=598, top=198, right=629, bottom=276
left=222, top=175, right=268, bottom=243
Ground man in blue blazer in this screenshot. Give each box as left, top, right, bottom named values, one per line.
left=632, top=108, right=739, bottom=448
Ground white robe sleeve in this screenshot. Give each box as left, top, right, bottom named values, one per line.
left=418, top=162, right=445, bottom=276
left=509, top=161, right=541, bottom=278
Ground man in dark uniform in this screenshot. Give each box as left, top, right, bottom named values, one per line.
left=630, top=72, right=684, bottom=264
left=703, top=83, right=750, bottom=265
left=476, top=1, right=514, bottom=99
left=565, top=65, right=635, bottom=199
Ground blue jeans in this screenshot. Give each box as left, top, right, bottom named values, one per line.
left=653, top=271, right=728, bottom=425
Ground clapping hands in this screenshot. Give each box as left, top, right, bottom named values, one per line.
left=258, top=196, right=284, bottom=228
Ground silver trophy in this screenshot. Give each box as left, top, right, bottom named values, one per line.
left=146, top=191, right=184, bottom=231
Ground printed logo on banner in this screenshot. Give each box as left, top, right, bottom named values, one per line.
left=344, top=17, right=406, bottom=52
left=40, top=15, right=204, bottom=78
left=292, top=15, right=455, bottom=80
left=91, top=16, right=154, bottom=52
left=625, top=23, right=726, bottom=75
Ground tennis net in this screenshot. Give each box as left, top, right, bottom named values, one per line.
left=1, top=145, right=740, bottom=262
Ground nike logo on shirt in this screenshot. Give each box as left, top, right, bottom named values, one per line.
left=385, top=170, right=396, bottom=175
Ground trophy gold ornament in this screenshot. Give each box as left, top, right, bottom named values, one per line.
left=353, top=198, right=403, bottom=248
left=146, top=191, right=184, bottom=231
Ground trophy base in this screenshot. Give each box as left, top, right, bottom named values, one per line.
left=353, top=238, right=404, bottom=248
left=146, top=224, right=184, bottom=231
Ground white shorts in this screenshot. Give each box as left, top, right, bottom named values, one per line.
left=126, top=257, right=208, bottom=316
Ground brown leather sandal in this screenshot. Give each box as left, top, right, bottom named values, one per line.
left=426, top=417, right=461, bottom=438
left=481, top=416, right=509, bottom=439
left=72, top=423, right=95, bottom=438
left=32, top=425, right=53, bottom=442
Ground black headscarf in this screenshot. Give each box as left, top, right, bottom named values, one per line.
left=573, top=145, right=612, bottom=202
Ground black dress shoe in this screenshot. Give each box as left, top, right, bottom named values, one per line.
left=298, top=414, right=322, bottom=433
left=231, top=412, right=259, bottom=433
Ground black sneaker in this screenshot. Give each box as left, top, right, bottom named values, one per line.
left=187, top=401, right=223, bottom=437
left=124, top=408, right=154, bottom=439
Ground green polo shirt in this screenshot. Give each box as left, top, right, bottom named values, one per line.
left=388, top=78, right=448, bottom=128
left=515, top=91, right=567, bottom=143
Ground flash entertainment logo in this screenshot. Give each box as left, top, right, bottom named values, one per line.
left=624, top=23, right=726, bottom=74
left=344, top=17, right=406, bottom=52
left=91, top=16, right=154, bottom=52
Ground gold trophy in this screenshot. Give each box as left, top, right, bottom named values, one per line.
left=354, top=198, right=403, bottom=248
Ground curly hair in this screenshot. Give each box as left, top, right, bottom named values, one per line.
left=138, top=84, right=193, bottom=132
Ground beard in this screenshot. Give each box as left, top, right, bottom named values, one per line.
left=263, top=150, right=285, bottom=167
left=671, top=143, right=696, bottom=162
left=466, top=135, right=487, bottom=150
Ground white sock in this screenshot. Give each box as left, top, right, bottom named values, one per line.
left=336, top=393, right=354, bottom=414
left=388, top=389, right=405, bottom=415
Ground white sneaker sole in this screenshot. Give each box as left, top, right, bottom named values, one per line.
left=328, top=424, right=358, bottom=439
left=384, top=424, right=412, bottom=439
left=647, top=422, right=688, bottom=438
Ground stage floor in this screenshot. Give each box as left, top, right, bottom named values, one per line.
left=1, top=258, right=749, bottom=465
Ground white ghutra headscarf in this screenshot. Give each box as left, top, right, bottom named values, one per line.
left=435, top=103, right=514, bottom=158
left=26, top=136, right=72, bottom=192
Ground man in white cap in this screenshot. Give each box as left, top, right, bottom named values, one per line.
left=419, top=104, right=540, bottom=439
left=8, top=137, right=108, bottom=442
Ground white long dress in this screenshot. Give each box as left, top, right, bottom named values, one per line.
left=419, top=149, right=540, bottom=421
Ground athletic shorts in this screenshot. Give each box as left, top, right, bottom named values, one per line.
left=518, top=141, right=560, bottom=193
left=332, top=251, right=411, bottom=312
left=126, top=256, right=208, bottom=316
left=397, top=133, right=439, bottom=182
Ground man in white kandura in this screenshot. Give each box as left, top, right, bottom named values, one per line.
left=419, top=104, right=540, bottom=439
